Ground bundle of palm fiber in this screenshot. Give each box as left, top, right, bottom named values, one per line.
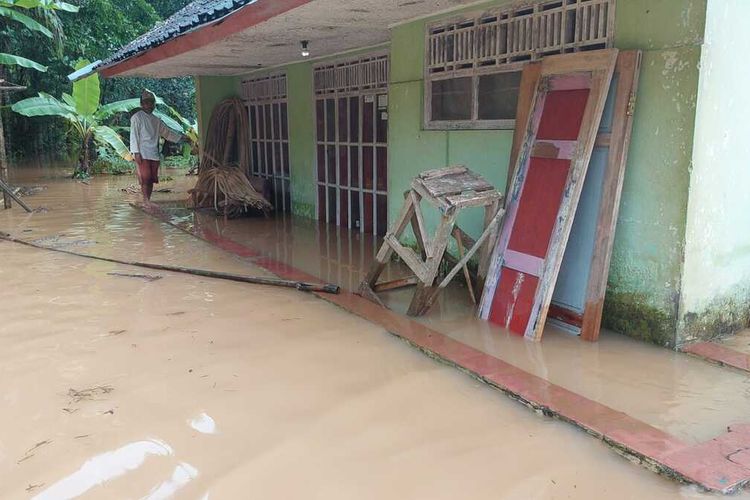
left=190, top=164, right=271, bottom=217
left=189, top=97, right=272, bottom=217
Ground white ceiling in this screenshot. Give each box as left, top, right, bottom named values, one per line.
left=113, top=0, right=481, bottom=78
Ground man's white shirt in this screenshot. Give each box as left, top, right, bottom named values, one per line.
left=130, top=110, right=182, bottom=161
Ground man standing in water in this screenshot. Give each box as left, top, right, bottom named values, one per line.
left=130, top=90, right=184, bottom=203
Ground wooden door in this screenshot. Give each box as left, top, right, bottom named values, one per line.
left=316, top=92, right=388, bottom=236
left=479, top=49, right=618, bottom=341
left=244, top=74, right=291, bottom=212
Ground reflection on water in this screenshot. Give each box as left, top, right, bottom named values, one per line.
left=190, top=412, right=217, bottom=435
left=32, top=439, right=174, bottom=500
left=143, top=462, right=199, bottom=500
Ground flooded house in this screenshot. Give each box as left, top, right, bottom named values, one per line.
left=79, top=0, right=749, bottom=349
left=7, top=0, right=750, bottom=495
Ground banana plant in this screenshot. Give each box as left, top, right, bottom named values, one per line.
left=163, top=103, right=198, bottom=157
left=12, top=60, right=135, bottom=174
left=0, top=0, right=78, bottom=72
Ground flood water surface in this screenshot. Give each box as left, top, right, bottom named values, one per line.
left=0, top=164, right=745, bottom=498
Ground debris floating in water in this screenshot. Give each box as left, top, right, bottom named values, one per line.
left=107, top=271, right=163, bottom=282
left=67, top=385, right=114, bottom=403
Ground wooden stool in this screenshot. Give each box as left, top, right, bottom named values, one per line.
left=359, top=166, right=504, bottom=316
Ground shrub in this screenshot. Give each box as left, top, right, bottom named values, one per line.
left=90, top=156, right=134, bottom=175
left=162, top=154, right=198, bottom=169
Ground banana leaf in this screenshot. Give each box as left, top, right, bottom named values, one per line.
left=92, top=125, right=132, bottom=161
left=0, top=6, right=52, bottom=37
left=72, top=60, right=100, bottom=117
left=11, top=93, right=76, bottom=121
left=0, top=53, right=47, bottom=72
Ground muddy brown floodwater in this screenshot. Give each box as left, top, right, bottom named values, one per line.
left=0, top=162, right=744, bottom=498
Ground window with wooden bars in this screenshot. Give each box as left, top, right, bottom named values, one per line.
left=424, top=0, right=615, bottom=130
left=242, top=73, right=291, bottom=212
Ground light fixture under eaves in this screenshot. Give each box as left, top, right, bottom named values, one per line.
left=301, top=40, right=310, bottom=57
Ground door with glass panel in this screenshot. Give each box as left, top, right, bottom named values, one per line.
left=314, top=54, right=389, bottom=236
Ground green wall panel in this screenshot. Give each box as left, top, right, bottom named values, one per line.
left=607, top=47, right=699, bottom=329
left=615, top=0, right=707, bottom=50
left=195, top=75, right=241, bottom=147
left=286, top=61, right=316, bottom=215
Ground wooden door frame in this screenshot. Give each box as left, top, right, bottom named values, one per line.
left=508, top=51, right=642, bottom=342
left=479, top=48, right=619, bottom=341
left=576, top=50, right=642, bottom=341
left=312, top=53, right=390, bottom=235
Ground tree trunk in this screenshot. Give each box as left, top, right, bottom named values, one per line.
left=84, top=134, right=90, bottom=174
left=78, top=131, right=91, bottom=175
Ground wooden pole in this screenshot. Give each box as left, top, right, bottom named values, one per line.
left=0, top=232, right=340, bottom=294
left=0, top=177, right=31, bottom=212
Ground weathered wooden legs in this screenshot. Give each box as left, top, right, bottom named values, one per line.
left=359, top=187, right=504, bottom=317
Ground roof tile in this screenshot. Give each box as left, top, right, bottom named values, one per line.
left=103, top=0, right=256, bottom=67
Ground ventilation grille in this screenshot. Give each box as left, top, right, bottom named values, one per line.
left=314, top=54, right=389, bottom=95
left=241, top=73, right=287, bottom=103
left=427, top=0, right=614, bottom=74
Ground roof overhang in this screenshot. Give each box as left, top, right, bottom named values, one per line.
left=67, top=60, right=102, bottom=82
left=95, top=0, right=481, bottom=79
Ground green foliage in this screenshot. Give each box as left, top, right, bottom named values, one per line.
left=0, top=53, right=47, bottom=71
left=0, top=0, right=73, bottom=73
left=2, top=1, right=79, bottom=13
left=162, top=154, right=197, bottom=169
left=0, top=6, right=53, bottom=38
left=72, top=168, right=90, bottom=179
left=60, top=0, right=159, bottom=60
left=72, top=58, right=99, bottom=116
left=11, top=92, right=77, bottom=119
left=102, top=77, right=194, bottom=126
left=91, top=148, right=132, bottom=175
left=12, top=64, right=134, bottom=173
left=148, top=0, right=191, bottom=18
left=2, top=0, right=196, bottom=159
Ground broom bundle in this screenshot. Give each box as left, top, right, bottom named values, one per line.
left=189, top=97, right=272, bottom=217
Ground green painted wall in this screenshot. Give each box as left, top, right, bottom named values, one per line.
left=194, top=0, right=717, bottom=347
left=679, top=0, right=750, bottom=342
left=195, top=75, right=241, bottom=147
left=389, top=8, right=514, bottom=242
left=388, top=0, right=707, bottom=346
left=286, top=62, right=316, bottom=218
left=592, top=1, right=705, bottom=346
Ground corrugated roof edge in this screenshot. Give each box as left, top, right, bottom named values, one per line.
left=100, top=0, right=257, bottom=69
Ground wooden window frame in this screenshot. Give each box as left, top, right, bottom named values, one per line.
left=425, top=65, right=524, bottom=130
left=423, top=0, right=616, bottom=131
